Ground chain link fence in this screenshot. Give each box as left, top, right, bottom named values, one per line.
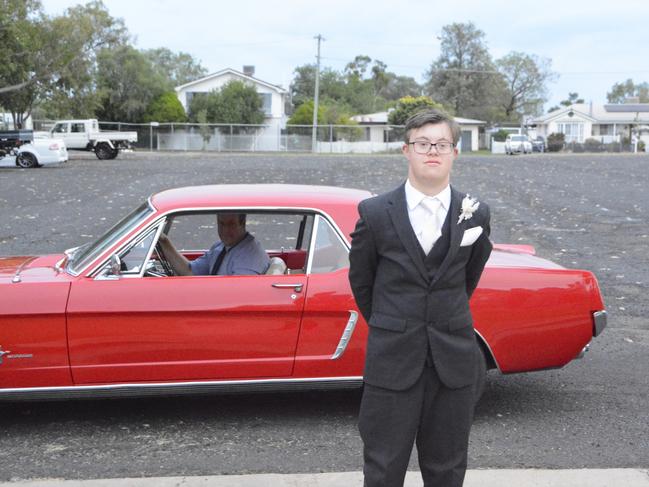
left=33, top=120, right=407, bottom=153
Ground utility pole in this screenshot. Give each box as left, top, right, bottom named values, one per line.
left=312, top=34, right=324, bottom=153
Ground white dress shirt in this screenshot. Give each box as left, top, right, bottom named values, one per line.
left=404, top=180, right=451, bottom=252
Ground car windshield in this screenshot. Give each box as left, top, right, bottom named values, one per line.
left=66, top=201, right=154, bottom=275
left=511, top=135, right=525, bottom=141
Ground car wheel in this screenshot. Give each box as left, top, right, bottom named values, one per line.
left=16, top=152, right=38, bottom=168
left=95, top=143, right=117, bottom=160
left=474, top=345, right=488, bottom=403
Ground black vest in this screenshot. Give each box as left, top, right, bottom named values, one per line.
left=422, top=208, right=452, bottom=280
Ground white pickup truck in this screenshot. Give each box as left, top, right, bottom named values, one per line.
left=48, top=119, right=137, bottom=160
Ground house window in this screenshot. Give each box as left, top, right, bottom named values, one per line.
left=599, top=124, right=611, bottom=135
left=557, top=122, right=584, bottom=143
left=260, top=93, right=272, bottom=116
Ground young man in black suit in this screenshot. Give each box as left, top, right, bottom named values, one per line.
left=349, top=109, right=492, bottom=487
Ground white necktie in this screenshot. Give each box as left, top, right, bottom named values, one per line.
left=420, top=197, right=442, bottom=254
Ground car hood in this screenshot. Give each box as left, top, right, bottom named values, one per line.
left=0, top=254, right=68, bottom=282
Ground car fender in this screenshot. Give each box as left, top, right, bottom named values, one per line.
left=92, top=139, right=116, bottom=149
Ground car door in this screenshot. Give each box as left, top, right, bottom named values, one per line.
left=66, top=219, right=307, bottom=385
left=293, top=215, right=366, bottom=378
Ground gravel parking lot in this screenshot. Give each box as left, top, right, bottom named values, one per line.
left=0, top=150, right=648, bottom=479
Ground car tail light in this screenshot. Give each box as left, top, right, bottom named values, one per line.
left=49, top=143, right=60, bottom=150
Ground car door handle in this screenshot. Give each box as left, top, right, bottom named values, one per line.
left=272, top=283, right=303, bottom=292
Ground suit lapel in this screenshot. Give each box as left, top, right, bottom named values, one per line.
left=386, top=184, right=429, bottom=283
left=430, top=186, right=466, bottom=288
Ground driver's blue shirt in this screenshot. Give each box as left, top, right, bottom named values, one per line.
left=189, top=233, right=270, bottom=276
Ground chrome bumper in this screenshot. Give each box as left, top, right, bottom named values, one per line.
left=593, top=310, right=607, bottom=337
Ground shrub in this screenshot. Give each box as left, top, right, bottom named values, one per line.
left=547, top=132, right=565, bottom=152
left=584, top=138, right=604, bottom=152
left=492, top=129, right=510, bottom=142
left=639, top=140, right=646, bottom=152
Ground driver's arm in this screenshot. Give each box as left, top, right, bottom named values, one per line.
left=158, top=233, right=193, bottom=276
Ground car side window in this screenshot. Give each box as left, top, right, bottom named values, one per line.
left=52, top=123, right=68, bottom=133
left=119, top=227, right=158, bottom=275
left=71, top=123, right=85, bottom=133
left=163, top=211, right=314, bottom=276
left=309, top=215, right=349, bottom=274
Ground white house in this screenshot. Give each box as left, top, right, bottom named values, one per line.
left=171, top=66, right=287, bottom=151
left=350, top=111, right=485, bottom=152
left=529, top=102, right=649, bottom=147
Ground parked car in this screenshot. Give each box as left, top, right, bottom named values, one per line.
left=0, top=129, right=67, bottom=168
left=0, top=185, right=606, bottom=401
left=531, top=136, right=546, bottom=153
left=505, top=134, right=533, bottom=154
left=47, top=119, right=137, bottom=160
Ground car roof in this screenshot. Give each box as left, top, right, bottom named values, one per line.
left=150, top=184, right=372, bottom=211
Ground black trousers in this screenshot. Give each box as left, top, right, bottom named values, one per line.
left=358, top=361, right=477, bottom=487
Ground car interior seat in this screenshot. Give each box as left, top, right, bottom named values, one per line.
left=265, top=256, right=287, bottom=275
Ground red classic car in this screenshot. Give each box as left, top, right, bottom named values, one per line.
left=0, top=184, right=606, bottom=400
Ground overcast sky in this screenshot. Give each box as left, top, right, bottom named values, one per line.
left=42, top=0, right=649, bottom=114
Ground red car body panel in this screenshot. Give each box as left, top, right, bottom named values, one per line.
left=0, top=184, right=606, bottom=398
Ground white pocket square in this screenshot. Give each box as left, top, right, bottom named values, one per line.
left=460, top=226, right=483, bottom=247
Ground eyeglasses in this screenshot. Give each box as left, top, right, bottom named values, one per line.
left=408, top=141, right=454, bottom=155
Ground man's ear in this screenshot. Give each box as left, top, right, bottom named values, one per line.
left=402, top=143, right=409, bottom=155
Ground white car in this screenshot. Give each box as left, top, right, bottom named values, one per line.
left=0, top=138, right=68, bottom=168
left=505, top=135, right=533, bottom=155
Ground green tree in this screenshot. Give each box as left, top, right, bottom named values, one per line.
left=95, top=45, right=167, bottom=122
left=143, top=92, right=186, bottom=122
left=0, top=0, right=128, bottom=124
left=290, top=56, right=416, bottom=116
left=287, top=100, right=325, bottom=125
left=496, top=52, right=555, bottom=120
left=189, top=80, right=265, bottom=125
left=425, top=22, right=502, bottom=122
left=606, top=79, right=649, bottom=103
left=142, top=48, right=208, bottom=89
left=382, top=74, right=421, bottom=101
left=560, top=92, right=585, bottom=106
left=387, top=96, right=447, bottom=126
left=548, top=92, right=586, bottom=113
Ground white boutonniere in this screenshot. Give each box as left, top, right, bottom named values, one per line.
left=458, top=195, right=480, bottom=224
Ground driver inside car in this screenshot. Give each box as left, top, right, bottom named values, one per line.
left=157, top=212, right=270, bottom=276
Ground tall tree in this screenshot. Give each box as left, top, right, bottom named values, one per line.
left=387, top=96, right=446, bottom=126
left=548, top=92, right=585, bottom=112
left=496, top=52, right=555, bottom=120
left=142, top=48, right=208, bottom=89
left=606, top=79, right=649, bottom=103
left=95, top=45, right=167, bottom=122
left=381, top=74, right=421, bottom=101
left=0, top=0, right=128, bottom=124
left=424, top=22, right=502, bottom=122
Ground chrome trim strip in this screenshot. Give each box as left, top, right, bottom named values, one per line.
left=593, top=310, right=607, bottom=337
left=84, top=206, right=349, bottom=278
left=0, top=376, right=364, bottom=401
left=331, top=311, right=359, bottom=360
left=474, top=329, right=501, bottom=372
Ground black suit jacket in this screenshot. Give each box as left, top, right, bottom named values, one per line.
left=349, top=183, right=492, bottom=391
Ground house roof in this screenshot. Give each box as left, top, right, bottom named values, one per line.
left=175, top=68, right=286, bottom=94
left=350, top=111, right=486, bottom=126
left=531, top=103, right=649, bottom=124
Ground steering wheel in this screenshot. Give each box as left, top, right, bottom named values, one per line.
left=153, top=241, right=175, bottom=276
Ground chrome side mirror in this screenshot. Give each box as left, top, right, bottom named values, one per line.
left=95, top=254, right=122, bottom=280
left=108, top=254, right=122, bottom=275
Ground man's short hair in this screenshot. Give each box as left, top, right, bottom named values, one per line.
left=218, top=212, right=246, bottom=226
left=403, top=109, right=461, bottom=145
